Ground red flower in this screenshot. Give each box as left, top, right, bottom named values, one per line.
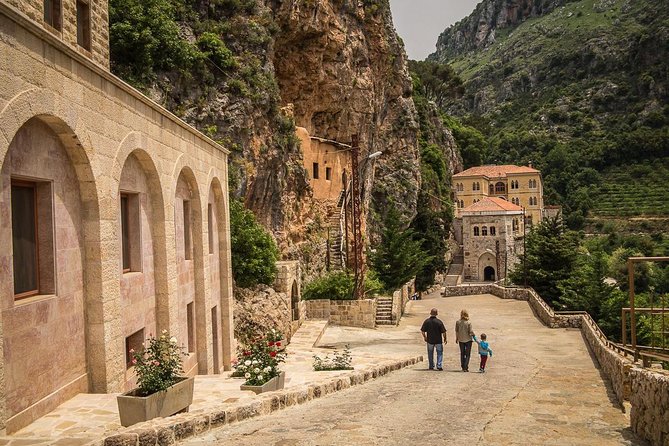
left=243, top=351, right=251, bottom=356
left=275, top=341, right=281, bottom=347
left=268, top=341, right=275, bottom=347
left=269, top=351, right=276, bottom=357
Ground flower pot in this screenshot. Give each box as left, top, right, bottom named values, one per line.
left=240, top=371, right=286, bottom=394
left=116, top=377, right=194, bottom=427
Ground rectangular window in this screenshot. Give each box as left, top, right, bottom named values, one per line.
left=12, top=182, right=39, bottom=297
left=312, top=163, right=319, bottom=179
left=183, top=200, right=192, bottom=260
left=207, top=204, right=214, bottom=255
left=76, top=0, right=91, bottom=50
left=125, top=328, right=144, bottom=368
left=326, top=167, right=332, bottom=181
left=120, top=193, right=141, bottom=272
left=211, top=306, right=219, bottom=374
left=187, top=302, right=195, bottom=353
left=11, top=179, right=55, bottom=299
left=43, top=0, right=62, bottom=30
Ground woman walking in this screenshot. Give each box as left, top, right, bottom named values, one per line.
left=455, top=309, right=476, bottom=372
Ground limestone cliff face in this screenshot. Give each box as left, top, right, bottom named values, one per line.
left=271, top=0, right=422, bottom=223
left=431, top=0, right=578, bottom=61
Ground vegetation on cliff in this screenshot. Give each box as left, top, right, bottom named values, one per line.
left=429, top=0, right=669, bottom=229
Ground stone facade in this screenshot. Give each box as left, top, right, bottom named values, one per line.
left=296, top=127, right=350, bottom=204
left=443, top=284, right=669, bottom=446
left=453, top=164, right=544, bottom=224
left=274, top=261, right=304, bottom=337
left=305, top=299, right=376, bottom=329
left=390, top=280, right=415, bottom=325
left=0, top=1, right=234, bottom=432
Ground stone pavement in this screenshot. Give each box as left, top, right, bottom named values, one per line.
left=181, top=292, right=648, bottom=446
left=0, top=320, right=421, bottom=445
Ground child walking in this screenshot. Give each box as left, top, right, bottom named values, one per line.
left=476, top=333, right=493, bottom=373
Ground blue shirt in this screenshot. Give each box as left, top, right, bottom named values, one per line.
left=478, top=340, right=493, bottom=356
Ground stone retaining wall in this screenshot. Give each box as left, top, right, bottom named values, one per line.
left=304, top=299, right=376, bottom=328
left=629, top=368, right=669, bottom=446
left=391, top=280, right=415, bottom=325
left=444, top=283, right=668, bottom=446
left=101, top=356, right=423, bottom=446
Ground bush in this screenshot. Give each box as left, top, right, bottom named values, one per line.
left=129, top=331, right=187, bottom=396
left=312, top=346, right=353, bottom=371
left=229, top=199, right=278, bottom=288
left=302, top=271, right=382, bottom=300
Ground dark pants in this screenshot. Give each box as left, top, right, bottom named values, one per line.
left=480, top=354, right=488, bottom=371
left=459, top=341, right=473, bottom=371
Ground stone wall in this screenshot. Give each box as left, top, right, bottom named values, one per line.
left=305, top=299, right=376, bottom=329
left=629, top=368, right=669, bottom=446
left=391, top=280, right=415, bottom=325
left=443, top=283, right=669, bottom=446
left=0, top=4, right=233, bottom=432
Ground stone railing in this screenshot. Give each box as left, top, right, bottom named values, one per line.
left=304, top=299, right=376, bottom=328
left=391, top=280, right=415, bottom=325
left=443, top=283, right=669, bottom=446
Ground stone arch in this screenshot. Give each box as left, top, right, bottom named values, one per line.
left=477, top=251, right=497, bottom=283
left=207, top=173, right=234, bottom=370
left=115, top=144, right=170, bottom=389
left=173, top=163, right=208, bottom=374
left=0, top=106, right=103, bottom=430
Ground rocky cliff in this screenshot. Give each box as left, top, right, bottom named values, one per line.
left=431, top=0, right=578, bottom=61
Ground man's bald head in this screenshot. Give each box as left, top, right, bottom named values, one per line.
left=430, top=308, right=438, bottom=316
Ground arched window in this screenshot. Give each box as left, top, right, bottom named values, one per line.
left=489, top=184, right=494, bottom=194
left=514, top=180, right=519, bottom=189
left=512, top=218, right=518, bottom=231
left=490, top=226, right=496, bottom=236
left=460, top=200, right=464, bottom=208
left=482, top=226, right=488, bottom=236
left=473, top=227, right=480, bottom=236
left=495, top=182, right=506, bottom=194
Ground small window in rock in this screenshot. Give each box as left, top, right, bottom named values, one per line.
left=326, top=167, right=332, bottom=181
left=312, top=163, right=319, bottom=179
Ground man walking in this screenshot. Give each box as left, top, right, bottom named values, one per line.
left=420, top=308, right=447, bottom=370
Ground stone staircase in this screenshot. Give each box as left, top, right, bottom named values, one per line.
left=445, top=248, right=464, bottom=286
left=375, top=296, right=394, bottom=326
left=327, top=189, right=347, bottom=271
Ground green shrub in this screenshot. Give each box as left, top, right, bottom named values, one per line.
left=229, top=199, right=278, bottom=288
left=302, top=271, right=382, bottom=300
left=313, top=346, right=353, bottom=371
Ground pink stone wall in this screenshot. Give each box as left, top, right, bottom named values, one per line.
left=0, top=118, right=86, bottom=417
left=175, top=176, right=197, bottom=375
left=119, top=154, right=157, bottom=391
left=207, top=188, right=222, bottom=373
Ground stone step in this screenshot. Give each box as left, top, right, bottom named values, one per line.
left=376, top=320, right=395, bottom=325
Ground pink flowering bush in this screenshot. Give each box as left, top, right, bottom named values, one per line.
left=130, top=330, right=188, bottom=396
left=234, top=329, right=286, bottom=386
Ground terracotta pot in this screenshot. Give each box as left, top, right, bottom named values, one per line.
left=116, top=377, right=194, bottom=427
left=240, top=371, right=286, bottom=394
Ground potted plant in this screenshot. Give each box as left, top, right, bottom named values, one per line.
left=116, top=330, right=193, bottom=427
left=236, top=331, right=286, bottom=394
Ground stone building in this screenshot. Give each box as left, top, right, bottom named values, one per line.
left=453, top=164, right=544, bottom=225
left=296, top=127, right=350, bottom=204
left=0, top=0, right=233, bottom=432
left=460, top=197, right=525, bottom=282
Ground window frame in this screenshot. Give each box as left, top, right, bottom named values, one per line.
left=473, top=226, right=480, bottom=237
left=183, top=199, right=192, bottom=260
left=43, top=0, right=62, bottom=31
left=312, top=162, right=319, bottom=180
left=11, top=179, right=40, bottom=299
left=76, top=0, right=92, bottom=51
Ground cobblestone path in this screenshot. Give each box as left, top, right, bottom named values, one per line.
left=181, top=293, right=647, bottom=446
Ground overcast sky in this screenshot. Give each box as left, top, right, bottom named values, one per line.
left=389, top=0, right=481, bottom=61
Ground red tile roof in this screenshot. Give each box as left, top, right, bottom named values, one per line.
left=462, top=197, right=524, bottom=213
left=453, top=165, right=539, bottom=178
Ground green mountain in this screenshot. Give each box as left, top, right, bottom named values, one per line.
left=428, top=0, right=669, bottom=230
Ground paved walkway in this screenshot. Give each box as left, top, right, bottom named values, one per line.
left=0, top=320, right=419, bottom=445
left=181, top=292, right=647, bottom=446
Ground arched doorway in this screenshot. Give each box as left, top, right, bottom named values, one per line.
left=484, top=266, right=496, bottom=281
left=291, top=280, right=299, bottom=321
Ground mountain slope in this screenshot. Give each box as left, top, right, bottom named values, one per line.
left=429, top=0, right=669, bottom=227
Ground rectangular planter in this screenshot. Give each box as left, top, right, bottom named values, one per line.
left=240, top=371, right=285, bottom=394
left=117, top=377, right=194, bottom=427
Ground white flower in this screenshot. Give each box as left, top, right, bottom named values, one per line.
left=170, top=337, right=178, bottom=344
left=257, top=375, right=263, bottom=381
left=254, top=367, right=260, bottom=373
left=244, top=360, right=251, bottom=366
left=252, top=360, right=258, bottom=365
left=244, top=372, right=250, bottom=379
left=264, top=366, right=271, bottom=373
